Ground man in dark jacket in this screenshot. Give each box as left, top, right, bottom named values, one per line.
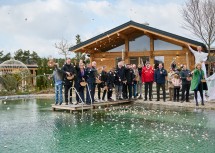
left=74, top=61, right=86, bottom=104
left=98, top=66, right=108, bottom=102
left=114, top=61, right=126, bottom=100
left=123, top=64, right=135, bottom=100
left=180, top=64, right=192, bottom=102
left=61, top=58, right=75, bottom=105
left=154, top=63, right=167, bottom=102
left=107, top=68, right=115, bottom=101
left=85, top=61, right=97, bottom=104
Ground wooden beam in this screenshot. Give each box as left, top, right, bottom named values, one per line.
left=150, top=36, right=154, bottom=65
left=73, top=26, right=134, bottom=52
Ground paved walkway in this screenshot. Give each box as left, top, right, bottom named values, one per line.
left=135, top=98, right=215, bottom=110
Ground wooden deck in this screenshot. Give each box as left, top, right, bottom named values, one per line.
left=52, top=100, right=133, bottom=113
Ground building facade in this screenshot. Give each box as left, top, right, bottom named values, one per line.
left=70, top=21, right=206, bottom=71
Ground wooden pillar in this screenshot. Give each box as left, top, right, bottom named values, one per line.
left=150, top=36, right=154, bottom=65
left=125, top=38, right=129, bottom=63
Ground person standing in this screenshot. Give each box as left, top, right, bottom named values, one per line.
left=115, top=61, right=125, bottom=100
left=188, top=44, right=208, bottom=102
left=180, top=65, right=192, bottom=102
left=191, top=63, right=205, bottom=106
left=98, top=66, right=108, bottom=102
left=142, top=62, right=154, bottom=101
left=50, top=63, right=63, bottom=105
left=167, top=67, right=175, bottom=101
left=62, top=58, right=75, bottom=105
left=85, top=61, right=97, bottom=104
left=74, top=62, right=86, bottom=104
left=137, top=64, right=143, bottom=99
left=132, top=64, right=139, bottom=99
left=154, top=63, right=167, bottom=102
left=107, top=68, right=115, bottom=101
left=172, top=74, right=181, bottom=102
left=124, top=64, right=135, bottom=100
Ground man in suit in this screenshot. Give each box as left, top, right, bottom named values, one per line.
left=154, top=63, right=167, bottom=102
left=85, top=61, right=97, bottom=104
left=61, top=58, right=75, bottom=105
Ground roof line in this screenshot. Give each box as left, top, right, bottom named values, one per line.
left=69, top=20, right=206, bottom=51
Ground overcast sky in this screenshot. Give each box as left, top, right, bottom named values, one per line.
left=0, top=0, right=202, bottom=58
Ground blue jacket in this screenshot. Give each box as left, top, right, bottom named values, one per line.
left=154, top=68, right=167, bottom=84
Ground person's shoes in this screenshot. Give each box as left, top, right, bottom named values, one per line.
left=59, top=103, right=62, bottom=105
left=201, top=102, right=204, bottom=106
left=144, top=99, right=147, bottom=101
left=156, top=99, right=160, bottom=101
left=65, top=102, right=68, bottom=105
left=180, top=100, right=184, bottom=103
left=55, top=103, right=58, bottom=105
left=186, top=100, right=190, bottom=102
left=119, top=98, right=123, bottom=100
left=196, top=103, right=199, bottom=106
left=163, top=100, right=166, bottom=102
left=149, top=99, right=152, bottom=101
left=128, top=98, right=132, bottom=101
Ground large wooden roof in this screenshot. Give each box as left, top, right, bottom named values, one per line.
left=70, top=20, right=206, bottom=53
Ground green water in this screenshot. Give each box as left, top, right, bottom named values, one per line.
left=0, top=99, right=215, bottom=153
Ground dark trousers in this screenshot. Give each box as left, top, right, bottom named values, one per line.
left=173, top=87, right=180, bottom=101
left=86, top=83, right=95, bottom=104
left=123, top=83, right=132, bottom=99
left=145, top=82, right=153, bottom=100
left=64, top=84, right=72, bottom=104
left=194, top=83, right=204, bottom=105
left=156, top=83, right=166, bottom=101
left=122, top=83, right=128, bottom=99
left=108, top=88, right=113, bottom=99
left=181, top=84, right=191, bottom=102
left=98, top=84, right=107, bottom=100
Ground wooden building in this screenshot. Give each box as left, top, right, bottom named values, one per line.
left=70, top=21, right=206, bottom=70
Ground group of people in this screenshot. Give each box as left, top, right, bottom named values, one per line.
left=50, top=44, right=214, bottom=107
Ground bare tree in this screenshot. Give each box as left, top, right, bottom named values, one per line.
left=182, top=0, right=215, bottom=75
left=55, top=39, right=71, bottom=60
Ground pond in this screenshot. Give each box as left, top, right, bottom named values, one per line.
left=0, top=98, right=215, bottom=153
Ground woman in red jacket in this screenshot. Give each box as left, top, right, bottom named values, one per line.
left=142, top=62, right=154, bottom=101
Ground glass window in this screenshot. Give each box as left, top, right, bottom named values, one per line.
left=154, top=39, right=182, bottom=50
left=107, top=44, right=125, bottom=52
left=154, top=56, right=164, bottom=69
left=129, top=35, right=150, bottom=51
left=130, top=57, right=138, bottom=65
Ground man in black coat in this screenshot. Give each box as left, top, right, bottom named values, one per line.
left=114, top=61, right=126, bottom=100
left=154, top=63, right=167, bottom=102
left=123, top=64, right=135, bottom=100
left=180, top=65, right=192, bottom=102
left=85, top=61, right=97, bottom=104
left=61, top=58, right=75, bottom=105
